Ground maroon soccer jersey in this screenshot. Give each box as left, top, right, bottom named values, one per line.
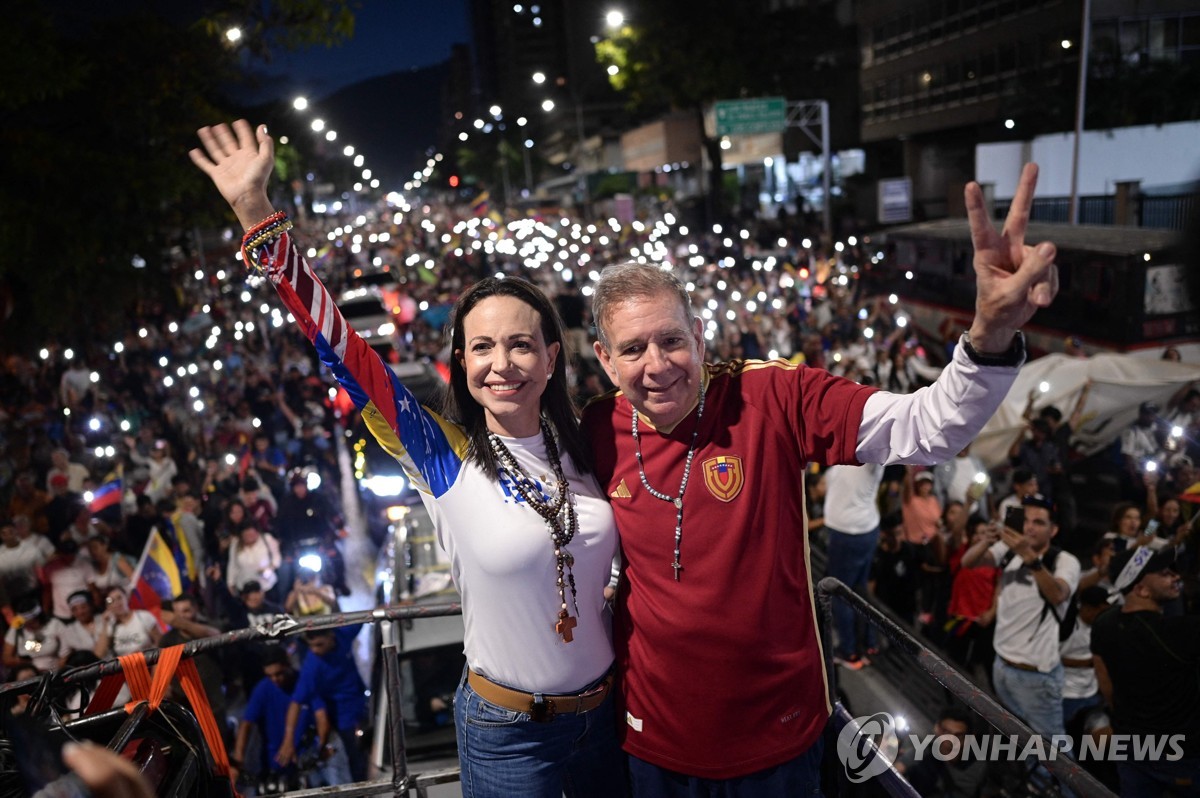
left=582, top=359, right=876, bottom=778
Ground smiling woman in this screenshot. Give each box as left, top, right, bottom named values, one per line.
left=189, top=119, right=627, bottom=797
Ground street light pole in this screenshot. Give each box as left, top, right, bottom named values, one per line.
left=1068, top=0, right=1091, bottom=225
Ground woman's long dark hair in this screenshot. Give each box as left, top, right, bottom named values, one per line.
left=442, top=276, right=591, bottom=480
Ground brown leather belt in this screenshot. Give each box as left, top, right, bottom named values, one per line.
left=1000, top=656, right=1040, bottom=672
left=467, top=668, right=612, bottom=722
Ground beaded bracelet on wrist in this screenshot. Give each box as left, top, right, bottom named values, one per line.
left=240, top=218, right=293, bottom=272
left=244, top=211, right=287, bottom=238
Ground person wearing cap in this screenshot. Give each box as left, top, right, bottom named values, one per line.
left=1091, top=546, right=1200, bottom=795
left=961, top=495, right=1080, bottom=748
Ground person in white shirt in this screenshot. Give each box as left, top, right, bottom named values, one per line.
left=93, top=586, right=161, bottom=659
left=0, top=519, right=46, bottom=606
left=932, top=444, right=992, bottom=518
left=2, top=601, right=68, bottom=673
left=45, top=448, right=90, bottom=494
left=1060, top=585, right=1111, bottom=730
left=961, top=495, right=1080, bottom=744
left=823, top=463, right=885, bottom=669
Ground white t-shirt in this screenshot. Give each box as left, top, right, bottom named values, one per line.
left=56, top=618, right=99, bottom=657
left=823, top=463, right=883, bottom=534
left=110, top=610, right=158, bottom=656
left=990, top=541, right=1081, bottom=673
left=1060, top=619, right=1097, bottom=699
left=427, top=434, right=618, bottom=694
left=0, top=540, right=47, bottom=597
left=5, top=618, right=68, bottom=671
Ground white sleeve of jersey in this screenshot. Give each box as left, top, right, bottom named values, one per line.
left=855, top=342, right=1018, bottom=466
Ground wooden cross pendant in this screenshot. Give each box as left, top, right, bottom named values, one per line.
left=555, top=610, right=577, bottom=643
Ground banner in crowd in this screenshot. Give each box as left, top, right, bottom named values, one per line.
left=972, top=352, right=1200, bottom=468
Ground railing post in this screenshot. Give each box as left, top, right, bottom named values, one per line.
left=379, top=616, right=410, bottom=797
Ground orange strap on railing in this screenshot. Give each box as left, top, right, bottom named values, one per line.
left=120, top=652, right=154, bottom=713
left=74, top=645, right=238, bottom=794
left=176, top=657, right=235, bottom=781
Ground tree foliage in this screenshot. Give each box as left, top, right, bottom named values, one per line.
left=0, top=1, right=354, bottom=354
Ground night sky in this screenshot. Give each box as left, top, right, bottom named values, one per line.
left=248, top=0, right=471, bottom=103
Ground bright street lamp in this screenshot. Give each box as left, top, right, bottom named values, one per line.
left=541, top=99, right=555, bottom=112
left=605, top=10, right=624, bottom=28
left=293, top=96, right=308, bottom=111
left=225, top=27, right=242, bottom=44
left=311, top=118, right=325, bottom=132
left=489, top=104, right=502, bottom=117
left=532, top=71, right=546, bottom=85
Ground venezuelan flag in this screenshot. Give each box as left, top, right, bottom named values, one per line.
left=470, top=190, right=490, bottom=217
left=129, top=530, right=183, bottom=625
left=88, top=479, right=122, bottom=513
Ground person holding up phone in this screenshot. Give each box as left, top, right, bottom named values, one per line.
left=961, top=495, right=1080, bottom=756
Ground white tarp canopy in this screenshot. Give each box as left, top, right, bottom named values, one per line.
left=969, top=353, right=1200, bottom=469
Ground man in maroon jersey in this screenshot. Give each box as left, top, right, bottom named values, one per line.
left=581, top=164, right=1058, bottom=795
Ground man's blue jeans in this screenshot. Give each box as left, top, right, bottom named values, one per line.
left=627, top=737, right=824, bottom=797
left=992, top=660, right=1067, bottom=741
left=826, top=526, right=880, bottom=659
left=993, top=659, right=1076, bottom=797
left=454, top=672, right=627, bottom=798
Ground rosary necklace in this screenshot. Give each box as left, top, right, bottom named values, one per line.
left=488, top=419, right=580, bottom=642
left=631, top=385, right=706, bottom=581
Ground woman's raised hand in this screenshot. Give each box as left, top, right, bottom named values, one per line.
left=188, top=120, right=277, bottom=230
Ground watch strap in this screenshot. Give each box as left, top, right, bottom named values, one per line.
left=961, top=331, right=1026, bottom=368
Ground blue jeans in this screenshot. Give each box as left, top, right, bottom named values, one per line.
left=826, top=526, right=880, bottom=659
left=454, top=672, right=627, bottom=798
left=1061, top=692, right=1103, bottom=729
left=309, top=731, right=353, bottom=786
left=627, top=737, right=823, bottom=797
left=992, top=660, right=1067, bottom=741
left=993, top=660, right=1074, bottom=796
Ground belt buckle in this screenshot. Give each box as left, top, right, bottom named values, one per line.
left=530, top=696, right=556, bottom=722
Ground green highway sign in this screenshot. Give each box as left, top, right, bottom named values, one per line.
left=714, top=97, right=787, bottom=136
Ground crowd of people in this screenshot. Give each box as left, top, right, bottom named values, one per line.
left=0, top=119, right=1195, bottom=797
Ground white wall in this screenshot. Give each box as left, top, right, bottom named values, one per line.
left=976, top=120, right=1200, bottom=198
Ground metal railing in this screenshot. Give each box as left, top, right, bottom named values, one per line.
left=816, top=577, right=1117, bottom=798
left=1, top=602, right=465, bottom=798
left=2, top=582, right=1126, bottom=796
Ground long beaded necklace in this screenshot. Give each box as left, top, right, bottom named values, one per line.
left=487, top=419, right=581, bottom=642
left=631, top=385, right=706, bottom=581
